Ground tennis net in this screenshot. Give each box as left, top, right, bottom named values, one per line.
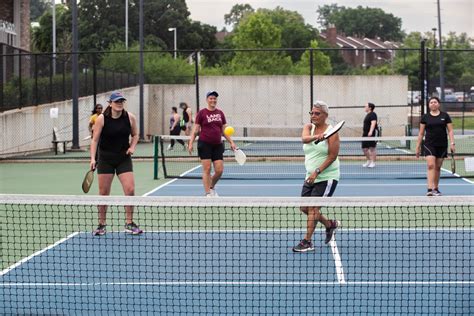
left=1, top=194, right=473, bottom=315
left=156, top=135, right=474, bottom=180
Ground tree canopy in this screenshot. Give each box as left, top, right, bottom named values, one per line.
left=317, top=4, right=404, bottom=41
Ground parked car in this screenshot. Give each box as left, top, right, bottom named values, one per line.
left=454, top=92, right=465, bottom=102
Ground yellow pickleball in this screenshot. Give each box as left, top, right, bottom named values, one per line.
left=224, top=126, right=235, bottom=137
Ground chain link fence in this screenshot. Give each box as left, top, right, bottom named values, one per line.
left=1, top=45, right=473, bottom=158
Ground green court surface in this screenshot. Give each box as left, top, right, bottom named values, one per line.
left=0, top=161, right=165, bottom=196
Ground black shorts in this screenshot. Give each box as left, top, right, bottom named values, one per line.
left=423, top=144, right=448, bottom=158
left=361, top=139, right=377, bottom=148
left=197, top=140, right=224, bottom=161
left=301, top=180, right=338, bottom=197
left=97, top=151, right=133, bottom=175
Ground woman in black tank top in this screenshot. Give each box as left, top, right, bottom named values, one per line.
left=90, top=91, right=143, bottom=236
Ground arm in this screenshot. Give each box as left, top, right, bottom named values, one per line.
left=90, top=114, right=104, bottom=170
left=187, top=108, right=194, bottom=123
left=447, top=123, right=455, bottom=153
left=222, top=124, right=236, bottom=151
left=301, top=123, right=324, bottom=144
left=415, top=123, right=426, bottom=158
left=127, top=113, right=139, bottom=155
left=368, top=120, right=377, bottom=136
left=188, top=123, right=200, bottom=154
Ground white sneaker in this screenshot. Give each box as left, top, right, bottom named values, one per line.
left=167, top=144, right=172, bottom=150
left=205, top=193, right=212, bottom=198
left=210, top=189, right=219, bottom=197
left=362, top=160, right=370, bottom=167
left=367, top=161, right=376, bottom=168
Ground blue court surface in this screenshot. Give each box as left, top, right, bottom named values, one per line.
left=147, top=162, right=474, bottom=197
left=1, top=229, right=473, bottom=314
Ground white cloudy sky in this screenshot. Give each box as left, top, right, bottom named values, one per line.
left=186, top=0, right=473, bottom=37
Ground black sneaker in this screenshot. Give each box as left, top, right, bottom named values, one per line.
left=292, top=239, right=315, bottom=252
left=93, top=224, right=106, bottom=236
left=433, top=189, right=442, bottom=196
left=426, top=189, right=433, bottom=196
left=325, top=220, right=340, bottom=244
left=124, top=222, right=143, bottom=235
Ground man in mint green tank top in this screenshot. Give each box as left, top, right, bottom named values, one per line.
left=293, top=101, right=341, bottom=253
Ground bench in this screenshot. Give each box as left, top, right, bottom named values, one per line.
left=52, top=127, right=72, bottom=155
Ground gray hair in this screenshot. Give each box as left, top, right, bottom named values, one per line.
left=313, top=100, right=329, bottom=114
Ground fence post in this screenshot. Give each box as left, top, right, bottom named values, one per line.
left=0, top=44, right=3, bottom=109
left=419, top=39, right=427, bottom=116
left=309, top=48, right=314, bottom=110
left=34, top=54, right=38, bottom=105
left=93, top=53, right=97, bottom=106
left=19, top=50, right=23, bottom=107
left=49, top=53, right=53, bottom=103
left=194, top=50, right=200, bottom=111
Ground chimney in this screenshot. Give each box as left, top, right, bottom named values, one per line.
left=326, top=24, right=337, bottom=46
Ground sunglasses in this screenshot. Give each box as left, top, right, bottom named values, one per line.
left=309, top=111, right=322, bottom=116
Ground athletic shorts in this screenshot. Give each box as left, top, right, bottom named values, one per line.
left=301, top=179, right=338, bottom=197
left=423, top=144, right=448, bottom=158
left=361, top=139, right=377, bottom=148
left=197, top=140, right=224, bottom=161
left=97, top=151, right=133, bottom=175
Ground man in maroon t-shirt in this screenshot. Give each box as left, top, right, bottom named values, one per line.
left=188, top=91, right=237, bottom=197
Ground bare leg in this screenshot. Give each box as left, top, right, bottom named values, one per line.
left=303, top=207, right=331, bottom=241
left=369, top=147, right=377, bottom=162
left=117, top=171, right=135, bottom=224
left=434, top=158, right=444, bottom=190
left=426, top=156, right=437, bottom=190
left=201, top=159, right=212, bottom=194
left=211, top=160, right=224, bottom=189
left=97, top=173, right=114, bottom=225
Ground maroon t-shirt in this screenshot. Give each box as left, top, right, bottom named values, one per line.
left=195, top=108, right=226, bottom=144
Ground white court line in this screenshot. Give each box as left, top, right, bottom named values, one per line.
left=80, top=227, right=474, bottom=233
left=161, top=183, right=473, bottom=187
left=0, top=232, right=79, bottom=277
left=143, top=165, right=202, bottom=196
left=2, top=281, right=473, bottom=286
left=329, top=238, right=346, bottom=284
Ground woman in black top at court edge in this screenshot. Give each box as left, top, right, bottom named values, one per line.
left=90, top=91, right=143, bottom=235
left=416, top=96, right=455, bottom=196
left=361, top=102, right=378, bottom=168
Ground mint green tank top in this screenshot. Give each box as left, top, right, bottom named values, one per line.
left=303, top=124, right=340, bottom=182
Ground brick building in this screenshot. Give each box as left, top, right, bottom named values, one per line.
left=320, top=26, right=400, bottom=68
left=0, top=0, right=30, bottom=50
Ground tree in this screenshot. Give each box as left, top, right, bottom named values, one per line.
left=257, top=7, right=318, bottom=61
left=291, top=40, right=332, bottom=75
left=224, top=4, right=254, bottom=28
left=31, top=0, right=51, bottom=22
left=230, top=12, right=292, bottom=74
left=317, top=5, right=403, bottom=41
left=31, top=4, right=71, bottom=53
left=316, top=4, right=344, bottom=29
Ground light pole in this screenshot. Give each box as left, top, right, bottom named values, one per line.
left=168, top=27, right=177, bottom=59
left=125, top=0, right=128, bottom=49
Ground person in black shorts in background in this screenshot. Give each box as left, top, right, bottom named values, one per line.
left=416, top=96, right=455, bottom=196
left=179, top=102, right=193, bottom=136
left=90, top=91, right=143, bottom=235
left=167, top=106, right=185, bottom=150
left=361, top=102, right=378, bottom=168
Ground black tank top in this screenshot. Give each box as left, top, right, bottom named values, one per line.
left=99, top=111, right=131, bottom=154
left=182, top=109, right=189, bottom=123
